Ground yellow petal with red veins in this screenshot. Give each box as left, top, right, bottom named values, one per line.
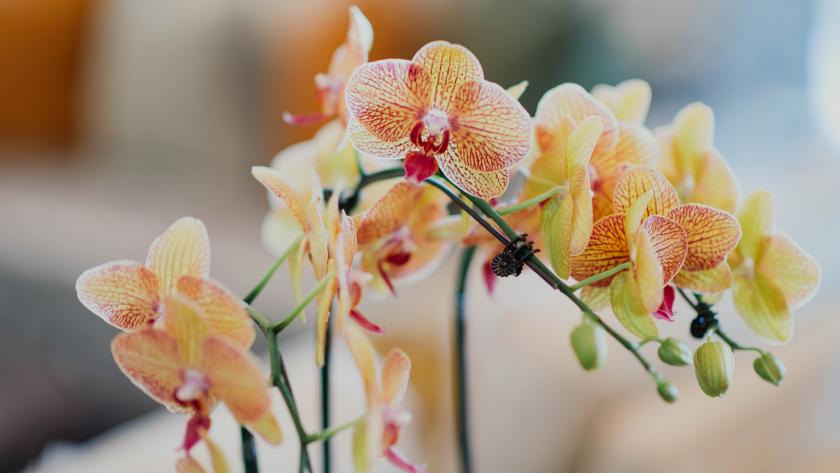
left=643, top=215, right=688, bottom=284
left=412, top=41, right=483, bottom=111
left=691, top=150, right=739, bottom=213
left=591, top=79, right=651, bottom=124
left=246, top=411, right=283, bottom=445
left=757, top=234, right=820, bottom=310
left=111, top=329, right=184, bottom=411
left=673, top=102, right=714, bottom=171
left=541, top=194, right=574, bottom=279
left=673, top=263, right=733, bottom=293
left=76, top=261, right=160, bottom=330
left=345, top=59, right=427, bottom=145
left=201, top=337, right=271, bottom=423
left=357, top=182, right=425, bottom=246
left=633, top=225, right=665, bottom=313
left=344, top=325, right=379, bottom=406
left=177, top=276, right=255, bottom=350
left=609, top=271, right=659, bottom=339
left=535, top=83, right=618, bottom=158
left=733, top=273, right=791, bottom=342
left=438, top=145, right=511, bottom=198
left=570, top=214, right=630, bottom=285
left=381, top=349, right=411, bottom=408
left=306, top=192, right=330, bottom=279
left=449, top=80, right=532, bottom=172
left=347, top=119, right=414, bottom=160
left=613, top=166, right=680, bottom=218
left=147, top=217, right=211, bottom=296
left=160, top=295, right=210, bottom=366
left=736, top=190, right=774, bottom=261
left=666, top=204, right=741, bottom=271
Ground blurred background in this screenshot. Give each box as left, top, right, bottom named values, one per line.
left=1, top=0, right=838, bottom=471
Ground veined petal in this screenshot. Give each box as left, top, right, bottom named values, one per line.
left=176, top=276, right=255, bottom=350
left=147, top=217, right=211, bottom=296
left=449, top=80, right=532, bottom=172
left=201, top=337, right=271, bottom=423
left=613, top=166, right=680, bottom=218
left=633, top=225, right=665, bottom=313
left=737, top=190, right=774, bottom=261
left=246, top=411, right=283, bottom=445
left=580, top=285, right=611, bottom=310
left=412, top=41, right=483, bottom=111
left=591, top=79, right=651, bottom=124
left=673, top=263, right=733, bottom=293
left=160, top=294, right=210, bottom=367
left=733, top=273, right=791, bottom=342
left=541, top=194, right=574, bottom=279
left=111, top=329, right=184, bottom=411
left=570, top=214, right=630, bottom=285
left=344, top=324, right=379, bottom=406
left=348, top=119, right=414, bottom=160
left=666, top=204, right=741, bottom=271
left=438, top=145, right=511, bottom=198
left=691, top=150, right=739, bottom=213
left=252, top=167, right=310, bottom=231
left=345, top=59, right=427, bottom=147
left=76, top=261, right=160, bottom=330
left=307, top=191, right=330, bottom=279
left=610, top=271, right=659, bottom=339
left=757, top=233, right=820, bottom=310
left=643, top=215, right=688, bottom=284
left=535, top=83, right=618, bottom=158
left=381, top=349, right=411, bottom=408
left=569, top=165, right=593, bottom=255
left=357, top=182, right=425, bottom=246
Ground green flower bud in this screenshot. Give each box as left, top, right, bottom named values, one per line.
left=570, top=319, right=607, bottom=371
left=694, top=340, right=734, bottom=397
left=657, top=338, right=693, bottom=366
left=753, top=352, right=785, bottom=386
left=657, top=381, right=679, bottom=403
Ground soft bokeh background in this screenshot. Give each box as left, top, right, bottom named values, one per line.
left=1, top=0, right=838, bottom=471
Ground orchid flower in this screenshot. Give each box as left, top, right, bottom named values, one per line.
left=76, top=217, right=254, bottom=349
left=284, top=6, right=373, bottom=126
left=112, top=295, right=281, bottom=470
left=591, top=79, right=652, bottom=125
left=728, top=190, right=820, bottom=342
left=656, top=102, right=739, bottom=213
left=344, top=40, right=532, bottom=198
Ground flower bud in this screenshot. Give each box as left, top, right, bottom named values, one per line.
left=694, top=340, right=734, bottom=397
left=570, top=319, right=607, bottom=371
left=753, top=352, right=785, bottom=386
left=657, top=381, right=679, bottom=403
left=657, top=338, right=692, bottom=366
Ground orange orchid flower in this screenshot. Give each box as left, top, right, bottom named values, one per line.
left=656, top=102, right=739, bottom=213
left=344, top=40, right=532, bottom=198
left=283, top=6, right=373, bottom=126
left=112, top=295, right=281, bottom=470
left=728, top=190, right=820, bottom=342
left=76, top=217, right=254, bottom=349
left=345, top=327, right=423, bottom=473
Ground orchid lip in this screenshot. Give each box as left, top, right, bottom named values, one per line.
left=174, top=369, right=210, bottom=403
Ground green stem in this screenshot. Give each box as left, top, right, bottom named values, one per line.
left=305, top=416, right=365, bottom=443
left=454, top=247, right=476, bottom=473
left=713, top=327, right=764, bottom=354
left=240, top=427, right=259, bottom=473
left=244, top=235, right=303, bottom=305
left=497, top=185, right=564, bottom=216
left=569, top=262, right=632, bottom=291
left=267, top=331, right=312, bottom=473
left=273, top=272, right=335, bottom=333
left=353, top=149, right=368, bottom=179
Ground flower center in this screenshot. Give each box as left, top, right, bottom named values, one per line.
left=175, top=369, right=210, bottom=403
left=410, top=111, right=451, bottom=155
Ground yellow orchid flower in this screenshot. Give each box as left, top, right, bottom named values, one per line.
left=283, top=6, right=373, bottom=126
left=344, top=40, right=532, bottom=198
left=656, top=102, right=739, bottom=213
left=591, top=79, right=652, bottom=125
left=76, top=217, right=254, bottom=349
left=345, top=327, right=423, bottom=473
left=111, top=295, right=282, bottom=469
left=728, top=190, right=820, bottom=342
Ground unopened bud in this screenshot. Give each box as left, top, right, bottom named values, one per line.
left=657, top=338, right=692, bottom=366
left=570, top=319, right=607, bottom=371
left=657, top=382, right=679, bottom=403
left=694, top=340, right=734, bottom=397
left=753, top=352, right=785, bottom=386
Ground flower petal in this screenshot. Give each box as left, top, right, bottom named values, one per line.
left=160, top=294, right=211, bottom=366
left=666, top=204, right=741, bottom=271
left=246, top=411, right=283, bottom=445
left=437, top=145, right=511, bottom=198
left=315, top=272, right=339, bottom=367
left=733, top=273, right=791, bottom=342
left=449, top=80, right=532, bottom=172
left=111, top=328, right=183, bottom=411
left=691, top=150, right=739, bottom=213
left=757, top=233, right=820, bottom=310
left=176, top=457, right=205, bottom=473
left=76, top=261, right=160, bottom=330
left=591, top=79, right=651, bottom=124
left=347, top=119, right=415, bottom=160
left=643, top=215, right=688, bottom=284
left=570, top=214, right=630, bottom=286
left=609, top=271, right=659, bottom=339
left=201, top=336, right=271, bottom=423
left=633, top=224, right=665, bottom=313
left=535, top=83, right=618, bottom=158
left=613, top=166, right=680, bottom=218
left=737, top=190, right=774, bottom=261
left=381, top=349, right=411, bottom=408
left=541, top=193, right=574, bottom=279
left=673, top=263, right=733, bottom=293
left=581, top=285, right=611, bottom=310
left=176, top=276, right=255, bottom=350
left=358, top=182, right=425, bottom=246
left=344, top=325, right=379, bottom=406
left=673, top=102, right=714, bottom=169
left=202, top=433, right=231, bottom=473
left=412, top=41, right=483, bottom=111
left=261, top=209, right=303, bottom=257
left=147, top=218, right=211, bottom=296
left=252, top=166, right=309, bottom=230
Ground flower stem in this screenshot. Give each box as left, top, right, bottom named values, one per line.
left=273, top=273, right=335, bottom=333
left=675, top=289, right=764, bottom=354
left=267, top=330, right=312, bottom=473
left=240, top=427, right=259, bottom=473
left=713, top=327, right=764, bottom=354
left=244, top=235, right=303, bottom=305
left=496, top=185, right=564, bottom=216
left=305, top=416, right=365, bottom=443
left=454, top=246, right=476, bottom=473
left=569, top=262, right=632, bottom=291
left=321, top=319, right=332, bottom=473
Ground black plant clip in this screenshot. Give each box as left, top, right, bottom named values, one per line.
left=689, top=300, right=718, bottom=339
left=491, top=234, right=539, bottom=278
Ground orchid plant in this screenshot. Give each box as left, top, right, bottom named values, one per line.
left=76, top=6, right=820, bottom=473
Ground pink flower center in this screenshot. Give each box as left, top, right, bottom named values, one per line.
left=175, top=369, right=210, bottom=403
left=410, top=112, right=451, bottom=156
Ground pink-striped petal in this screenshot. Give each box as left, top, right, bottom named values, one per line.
left=76, top=261, right=160, bottom=330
